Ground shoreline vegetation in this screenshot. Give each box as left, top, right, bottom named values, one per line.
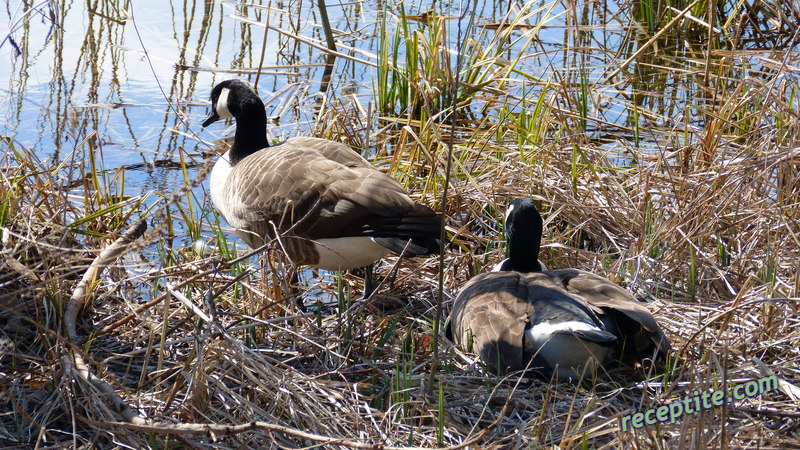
left=2, top=0, right=799, bottom=448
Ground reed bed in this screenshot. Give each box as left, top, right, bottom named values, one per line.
left=2, top=0, right=799, bottom=448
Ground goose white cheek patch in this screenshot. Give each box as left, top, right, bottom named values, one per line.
left=215, top=87, right=232, bottom=118
left=505, top=203, right=515, bottom=223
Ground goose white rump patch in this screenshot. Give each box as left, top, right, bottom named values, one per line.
left=527, top=320, right=601, bottom=342
left=314, top=237, right=390, bottom=270
left=525, top=320, right=610, bottom=372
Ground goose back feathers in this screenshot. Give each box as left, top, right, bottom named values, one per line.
left=446, top=199, right=670, bottom=380
left=204, top=79, right=441, bottom=271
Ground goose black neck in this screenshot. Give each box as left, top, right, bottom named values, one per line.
left=506, top=207, right=543, bottom=273
left=229, top=98, right=269, bottom=165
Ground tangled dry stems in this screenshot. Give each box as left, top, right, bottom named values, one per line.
left=2, top=101, right=799, bottom=447
left=2, top=0, right=800, bottom=448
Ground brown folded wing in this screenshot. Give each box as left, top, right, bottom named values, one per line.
left=447, top=272, right=532, bottom=373
left=220, top=137, right=440, bottom=264
left=546, top=268, right=672, bottom=357
left=446, top=270, right=671, bottom=375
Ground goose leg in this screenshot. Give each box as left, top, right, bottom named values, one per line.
left=289, top=269, right=306, bottom=312
left=362, top=264, right=375, bottom=299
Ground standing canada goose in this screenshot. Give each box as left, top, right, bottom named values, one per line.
left=446, top=198, right=670, bottom=380
left=202, top=79, right=441, bottom=297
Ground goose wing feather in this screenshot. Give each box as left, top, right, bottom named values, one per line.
left=546, top=268, right=672, bottom=355
left=447, top=272, right=532, bottom=372
left=283, top=137, right=372, bottom=168
left=447, top=271, right=613, bottom=373
left=221, top=138, right=439, bottom=249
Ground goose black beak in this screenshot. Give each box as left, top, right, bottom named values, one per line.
left=202, top=111, right=220, bottom=128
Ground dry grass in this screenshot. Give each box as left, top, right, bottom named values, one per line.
left=2, top=0, right=800, bottom=448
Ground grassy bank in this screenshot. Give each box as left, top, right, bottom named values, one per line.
left=1, top=0, right=799, bottom=448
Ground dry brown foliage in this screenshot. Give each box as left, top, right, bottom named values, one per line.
left=2, top=0, right=800, bottom=448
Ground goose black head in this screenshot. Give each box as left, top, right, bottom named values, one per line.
left=202, top=79, right=270, bottom=161
left=502, top=198, right=544, bottom=273
left=202, top=79, right=263, bottom=128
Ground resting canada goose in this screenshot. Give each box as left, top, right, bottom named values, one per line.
left=202, top=79, right=441, bottom=297
left=446, top=198, right=670, bottom=380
